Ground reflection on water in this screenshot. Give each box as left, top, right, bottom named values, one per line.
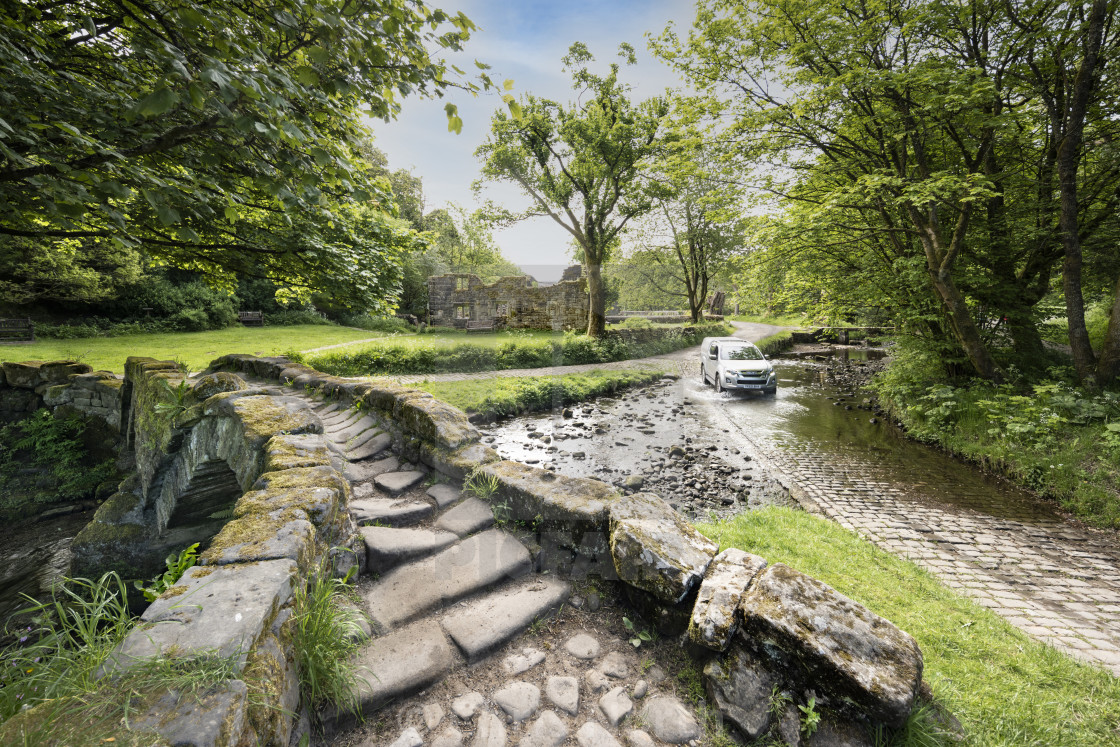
left=700, top=360, right=1063, bottom=524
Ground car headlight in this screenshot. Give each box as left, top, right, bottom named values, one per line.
left=726, top=370, right=739, bottom=376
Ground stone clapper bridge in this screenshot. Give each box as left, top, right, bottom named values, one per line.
left=19, top=354, right=926, bottom=745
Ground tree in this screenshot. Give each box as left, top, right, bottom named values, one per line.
left=475, top=43, right=669, bottom=336
left=640, top=123, right=745, bottom=322
left=0, top=0, right=502, bottom=311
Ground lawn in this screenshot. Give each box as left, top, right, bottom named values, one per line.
left=0, top=326, right=393, bottom=373
left=697, top=507, right=1120, bottom=747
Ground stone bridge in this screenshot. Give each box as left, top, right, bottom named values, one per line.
left=1, top=355, right=929, bottom=747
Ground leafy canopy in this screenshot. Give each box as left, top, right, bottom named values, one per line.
left=0, top=0, right=504, bottom=310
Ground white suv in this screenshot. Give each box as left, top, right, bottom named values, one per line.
left=700, top=337, right=777, bottom=394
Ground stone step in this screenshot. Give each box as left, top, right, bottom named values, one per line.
left=322, top=410, right=362, bottom=429
left=343, top=455, right=399, bottom=483
left=427, top=483, right=464, bottom=509
left=328, top=415, right=379, bottom=444
left=433, top=497, right=495, bottom=537
left=346, top=433, right=393, bottom=462
left=351, top=497, right=434, bottom=528
left=365, top=529, right=532, bottom=630
left=314, top=402, right=341, bottom=416
left=340, top=426, right=387, bottom=453
left=375, top=470, right=427, bottom=495
left=441, top=576, right=570, bottom=663
left=362, top=525, right=459, bottom=571
left=355, top=620, right=456, bottom=712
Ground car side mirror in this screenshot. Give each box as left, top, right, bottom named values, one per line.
left=708, top=353, right=717, bottom=360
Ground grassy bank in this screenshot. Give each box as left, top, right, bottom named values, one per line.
left=697, top=507, right=1120, bottom=747
left=726, top=313, right=808, bottom=326
left=301, top=323, right=731, bottom=376
left=415, top=369, right=666, bottom=421
left=755, top=330, right=794, bottom=357
left=0, top=325, right=389, bottom=373
left=872, top=352, right=1120, bottom=529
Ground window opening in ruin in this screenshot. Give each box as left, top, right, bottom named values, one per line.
left=455, top=304, right=470, bottom=319
left=456, top=277, right=467, bottom=291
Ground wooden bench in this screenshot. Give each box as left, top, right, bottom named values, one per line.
left=0, top=318, right=34, bottom=343
left=465, top=319, right=494, bottom=333
left=238, top=311, right=264, bottom=327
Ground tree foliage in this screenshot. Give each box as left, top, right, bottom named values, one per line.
left=654, top=0, right=1120, bottom=385
left=475, top=43, right=670, bottom=336
left=0, top=0, right=502, bottom=311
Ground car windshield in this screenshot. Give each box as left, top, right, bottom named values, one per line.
left=721, top=345, right=764, bottom=361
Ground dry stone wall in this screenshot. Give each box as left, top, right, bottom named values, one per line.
left=0, top=360, right=124, bottom=430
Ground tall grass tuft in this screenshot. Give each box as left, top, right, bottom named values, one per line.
left=291, top=566, right=366, bottom=720
left=0, top=572, right=135, bottom=722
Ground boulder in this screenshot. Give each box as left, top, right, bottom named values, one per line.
left=739, top=563, right=923, bottom=728
left=608, top=493, right=717, bottom=603
left=191, top=371, right=247, bottom=401
left=688, top=548, right=767, bottom=650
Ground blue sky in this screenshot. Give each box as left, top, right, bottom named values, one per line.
left=370, top=0, right=695, bottom=282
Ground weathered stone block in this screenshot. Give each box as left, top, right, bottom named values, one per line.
left=394, top=392, right=479, bottom=449
left=200, top=509, right=318, bottom=571
left=263, top=433, right=332, bottom=472
left=688, top=548, right=767, bottom=650
left=107, top=559, right=298, bottom=673
left=39, top=360, right=92, bottom=383
left=130, top=679, right=249, bottom=747
left=42, top=384, right=72, bottom=406
left=419, top=441, right=502, bottom=481
left=609, top=492, right=717, bottom=603
left=191, top=371, right=247, bottom=400
left=2, top=361, right=44, bottom=388
left=703, top=642, right=779, bottom=741
left=235, top=485, right=342, bottom=527
left=481, top=460, right=618, bottom=533
left=739, top=563, right=923, bottom=729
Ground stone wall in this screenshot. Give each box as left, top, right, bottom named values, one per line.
left=427, top=270, right=589, bottom=330
left=0, top=360, right=124, bottom=430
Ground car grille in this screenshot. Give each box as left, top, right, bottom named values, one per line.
left=736, top=372, right=767, bottom=382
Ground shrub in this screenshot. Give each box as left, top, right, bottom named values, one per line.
left=0, top=410, right=116, bottom=516
left=335, top=313, right=414, bottom=335
left=264, top=308, right=332, bottom=327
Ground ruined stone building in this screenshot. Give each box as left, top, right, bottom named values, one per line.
left=427, top=266, right=588, bottom=330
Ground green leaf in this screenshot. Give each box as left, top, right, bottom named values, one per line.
left=156, top=204, right=181, bottom=226
left=136, top=87, right=178, bottom=117
left=223, top=206, right=238, bottom=221
left=295, top=66, right=320, bottom=86
left=503, top=79, right=515, bottom=91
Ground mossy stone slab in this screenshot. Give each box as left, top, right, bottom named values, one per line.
left=739, top=563, right=923, bottom=729
left=609, top=492, right=717, bottom=604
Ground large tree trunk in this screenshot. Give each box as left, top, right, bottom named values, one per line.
left=1058, top=0, right=1108, bottom=387
left=1096, top=273, right=1120, bottom=385
left=929, top=268, right=1003, bottom=382
left=585, top=261, right=607, bottom=337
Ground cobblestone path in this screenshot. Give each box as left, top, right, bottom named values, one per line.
left=693, top=360, right=1120, bottom=676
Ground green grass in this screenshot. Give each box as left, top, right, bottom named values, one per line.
left=320, top=328, right=559, bottom=355
left=0, top=325, right=391, bottom=373
left=415, top=368, right=665, bottom=420
left=697, top=508, right=1120, bottom=747
left=756, top=330, right=795, bottom=357
left=727, top=313, right=809, bottom=327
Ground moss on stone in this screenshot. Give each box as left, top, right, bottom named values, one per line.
left=92, top=489, right=145, bottom=525
left=161, top=585, right=188, bottom=599
left=262, top=433, right=331, bottom=472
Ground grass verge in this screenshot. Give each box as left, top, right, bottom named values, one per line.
left=756, top=330, right=795, bottom=357
left=727, top=313, right=809, bottom=327
left=0, top=325, right=392, bottom=373
left=696, top=507, right=1120, bottom=747
left=415, top=369, right=666, bottom=421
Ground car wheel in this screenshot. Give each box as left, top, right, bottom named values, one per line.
left=715, top=377, right=724, bottom=394
left=765, top=387, right=777, bottom=395
left=700, top=364, right=708, bottom=385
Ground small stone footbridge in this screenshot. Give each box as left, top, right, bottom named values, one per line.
left=2, top=355, right=929, bottom=746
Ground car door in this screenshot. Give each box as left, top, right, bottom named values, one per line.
left=705, top=341, right=720, bottom=380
